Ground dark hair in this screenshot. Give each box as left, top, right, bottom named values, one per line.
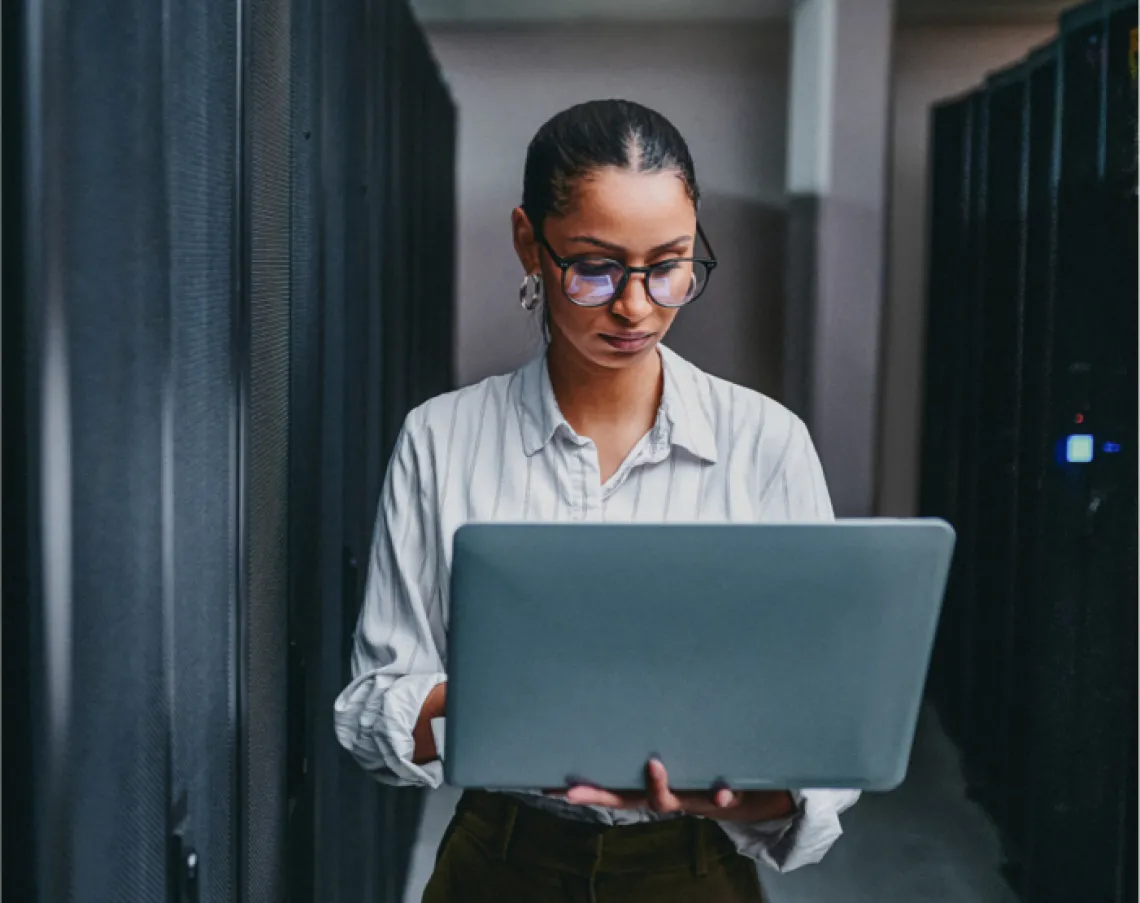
left=521, top=99, right=700, bottom=235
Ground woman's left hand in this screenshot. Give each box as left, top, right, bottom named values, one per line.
left=555, top=759, right=798, bottom=823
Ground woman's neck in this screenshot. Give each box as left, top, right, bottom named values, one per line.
left=546, top=338, right=663, bottom=437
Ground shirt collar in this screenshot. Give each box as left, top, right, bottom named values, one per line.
left=516, top=343, right=719, bottom=465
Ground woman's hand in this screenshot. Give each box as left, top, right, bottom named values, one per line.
left=411, top=682, right=447, bottom=765
left=555, top=759, right=797, bottom=823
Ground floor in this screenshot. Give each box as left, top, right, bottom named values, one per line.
left=402, top=706, right=1019, bottom=903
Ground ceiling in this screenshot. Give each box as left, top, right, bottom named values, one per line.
left=411, top=0, right=1068, bottom=25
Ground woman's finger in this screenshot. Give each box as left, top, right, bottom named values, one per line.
left=711, top=779, right=738, bottom=809
left=565, top=785, right=644, bottom=809
left=713, top=787, right=738, bottom=809
left=646, top=758, right=683, bottom=813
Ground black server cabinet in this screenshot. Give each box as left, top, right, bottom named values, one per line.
left=301, top=0, right=395, bottom=899
left=32, top=2, right=173, bottom=897
left=2, top=0, right=34, bottom=895
left=297, top=1, right=458, bottom=900
left=165, top=2, right=244, bottom=900
left=301, top=0, right=388, bottom=898
left=1003, top=43, right=1060, bottom=889
left=933, top=89, right=990, bottom=758
left=244, top=2, right=296, bottom=901
left=921, top=95, right=974, bottom=741
left=961, top=66, right=1030, bottom=819
left=1021, top=5, right=1136, bottom=901
left=9, top=0, right=457, bottom=900
left=10, top=1, right=246, bottom=900
left=1101, top=8, right=1138, bottom=896
left=283, top=0, right=321, bottom=894
left=922, top=3, right=1137, bottom=902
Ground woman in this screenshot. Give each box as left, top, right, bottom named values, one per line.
left=335, top=99, right=859, bottom=902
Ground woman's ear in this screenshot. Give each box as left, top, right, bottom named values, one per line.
left=512, top=207, right=541, bottom=274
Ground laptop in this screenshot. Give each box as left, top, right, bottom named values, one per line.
left=444, top=520, right=955, bottom=792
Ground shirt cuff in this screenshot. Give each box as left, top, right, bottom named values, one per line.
left=337, top=670, right=447, bottom=789
left=715, top=789, right=860, bottom=872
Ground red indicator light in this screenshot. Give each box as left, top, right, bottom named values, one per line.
left=1075, top=414, right=1084, bottom=424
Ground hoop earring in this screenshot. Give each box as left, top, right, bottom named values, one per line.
left=519, top=273, right=544, bottom=311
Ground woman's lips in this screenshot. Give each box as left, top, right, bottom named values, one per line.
left=600, top=333, right=654, bottom=353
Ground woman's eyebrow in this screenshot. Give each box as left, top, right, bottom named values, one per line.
left=566, top=234, right=694, bottom=255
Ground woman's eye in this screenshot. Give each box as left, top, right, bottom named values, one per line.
left=575, top=261, right=620, bottom=277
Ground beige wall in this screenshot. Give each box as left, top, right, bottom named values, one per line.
left=426, top=24, right=791, bottom=395
left=877, top=23, right=1056, bottom=516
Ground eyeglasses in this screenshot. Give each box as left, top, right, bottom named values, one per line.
left=536, top=224, right=718, bottom=309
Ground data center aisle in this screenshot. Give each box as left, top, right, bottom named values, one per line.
left=402, top=707, right=1016, bottom=903
left=760, top=706, right=1016, bottom=903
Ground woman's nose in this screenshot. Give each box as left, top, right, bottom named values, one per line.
left=610, top=272, right=655, bottom=321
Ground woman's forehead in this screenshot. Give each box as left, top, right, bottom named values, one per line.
left=548, top=168, right=696, bottom=247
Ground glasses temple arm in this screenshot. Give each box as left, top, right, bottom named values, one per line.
left=696, top=222, right=717, bottom=262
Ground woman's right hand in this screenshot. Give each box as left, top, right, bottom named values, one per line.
left=412, top=681, right=447, bottom=765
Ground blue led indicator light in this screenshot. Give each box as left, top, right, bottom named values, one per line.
left=1103, top=442, right=1121, bottom=454
left=1066, top=435, right=1094, bottom=463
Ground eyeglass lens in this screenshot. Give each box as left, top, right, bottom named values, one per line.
left=564, top=259, right=708, bottom=308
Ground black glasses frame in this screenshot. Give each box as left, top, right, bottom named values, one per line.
left=536, top=223, right=719, bottom=309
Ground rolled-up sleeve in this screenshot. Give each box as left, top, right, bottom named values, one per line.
left=334, top=415, right=448, bottom=789
left=717, top=789, right=861, bottom=871
left=728, top=415, right=861, bottom=869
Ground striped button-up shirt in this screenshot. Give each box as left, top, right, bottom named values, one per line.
left=334, top=344, right=859, bottom=872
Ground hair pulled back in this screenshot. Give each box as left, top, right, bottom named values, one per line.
left=521, top=99, right=700, bottom=235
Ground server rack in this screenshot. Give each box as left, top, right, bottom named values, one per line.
left=2, top=2, right=34, bottom=898
left=971, top=62, right=1029, bottom=829
left=164, top=3, right=244, bottom=901
left=920, top=2, right=1137, bottom=901
left=1024, top=6, right=1138, bottom=902
left=298, top=0, right=458, bottom=900
left=921, top=94, right=975, bottom=744
left=928, top=87, right=991, bottom=758
left=314, top=0, right=394, bottom=897
left=10, top=3, right=196, bottom=900
left=939, top=63, right=1033, bottom=819
left=1101, top=12, right=1139, bottom=899
left=6, top=1, right=457, bottom=901
left=1004, top=43, right=1060, bottom=887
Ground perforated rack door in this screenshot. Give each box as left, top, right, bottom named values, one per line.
left=21, top=1, right=172, bottom=900
left=242, top=0, right=294, bottom=901
left=165, top=0, right=241, bottom=901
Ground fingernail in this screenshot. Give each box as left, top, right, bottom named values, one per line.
left=648, top=752, right=663, bottom=765
left=565, top=774, right=597, bottom=789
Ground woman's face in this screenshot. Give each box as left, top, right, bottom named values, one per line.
left=514, top=167, right=698, bottom=371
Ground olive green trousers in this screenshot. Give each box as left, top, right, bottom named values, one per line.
left=422, top=791, right=765, bottom=903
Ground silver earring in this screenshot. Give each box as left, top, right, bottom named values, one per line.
left=519, top=273, right=544, bottom=311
